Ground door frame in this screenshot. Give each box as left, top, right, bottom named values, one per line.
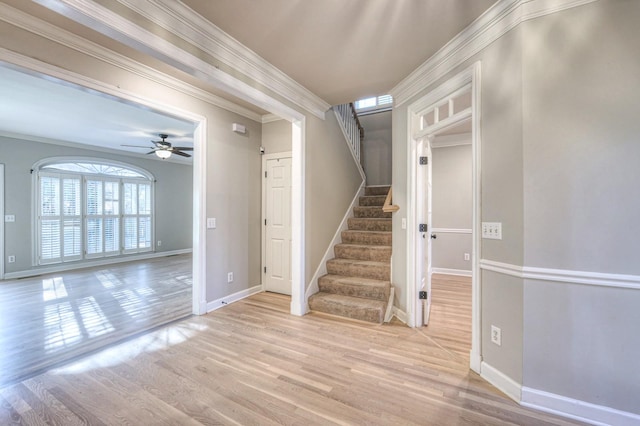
left=0, top=163, right=4, bottom=280
left=261, top=151, right=293, bottom=293
left=406, top=62, right=482, bottom=372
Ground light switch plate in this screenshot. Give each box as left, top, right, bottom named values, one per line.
left=482, top=222, right=502, bottom=240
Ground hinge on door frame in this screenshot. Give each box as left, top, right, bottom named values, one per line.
left=264, top=266, right=267, bottom=273
left=264, top=219, right=267, bottom=226
left=419, top=291, right=428, bottom=300
left=419, top=223, right=428, bottom=232
left=419, top=156, right=428, bottom=165
left=264, top=171, right=267, bottom=178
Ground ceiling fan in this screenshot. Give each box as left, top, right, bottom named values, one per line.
left=121, top=134, right=193, bottom=159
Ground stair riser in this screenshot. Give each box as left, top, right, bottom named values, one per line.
left=334, top=245, right=391, bottom=262
left=327, top=261, right=390, bottom=281
left=359, top=196, right=386, bottom=207
left=318, top=277, right=390, bottom=301
left=354, top=207, right=392, bottom=218
left=342, top=231, right=391, bottom=245
left=347, top=218, right=392, bottom=231
left=364, top=186, right=391, bottom=196
left=308, top=296, right=384, bottom=323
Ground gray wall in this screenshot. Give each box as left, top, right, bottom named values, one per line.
left=521, top=0, right=640, bottom=414
left=0, top=135, right=192, bottom=275
left=305, top=112, right=363, bottom=287
left=394, top=0, right=640, bottom=415
left=262, top=119, right=292, bottom=154
left=360, top=111, right=392, bottom=185
left=432, top=143, right=472, bottom=272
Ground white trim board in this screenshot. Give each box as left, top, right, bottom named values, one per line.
left=0, top=3, right=262, bottom=123
left=480, top=361, right=522, bottom=403
left=390, top=0, right=599, bottom=106
left=431, top=133, right=472, bottom=149
left=3, top=249, right=192, bottom=280
left=305, top=183, right=365, bottom=308
left=521, top=387, right=640, bottom=426
left=431, top=228, right=472, bottom=234
left=207, top=285, right=263, bottom=313
left=432, top=268, right=472, bottom=277
left=0, top=164, right=4, bottom=280
left=392, top=307, right=408, bottom=324
left=480, top=259, right=640, bottom=290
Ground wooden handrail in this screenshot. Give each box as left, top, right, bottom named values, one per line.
left=382, top=187, right=400, bottom=213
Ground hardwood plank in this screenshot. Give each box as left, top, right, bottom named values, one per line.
left=0, top=291, right=586, bottom=425
left=0, top=254, right=192, bottom=385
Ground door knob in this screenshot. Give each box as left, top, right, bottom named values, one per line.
left=431, top=233, right=437, bottom=239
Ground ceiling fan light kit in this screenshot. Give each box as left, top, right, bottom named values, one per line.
left=121, top=133, right=193, bottom=159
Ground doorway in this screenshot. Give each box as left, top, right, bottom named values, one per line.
left=407, top=62, right=482, bottom=372
left=262, top=153, right=293, bottom=295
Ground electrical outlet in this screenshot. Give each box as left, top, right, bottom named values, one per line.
left=482, top=222, right=502, bottom=240
left=491, top=325, right=502, bottom=346
left=4, top=215, right=15, bottom=222
left=207, top=218, right=216, bottom=229
left=157, top=240, right=162, bottom=247
left=227, top=272, right=233, bottom=283
left=401, top=218, right=407, bottom=229
left=464, top=253, right=470, bottom=261
left=8, top=255, right=15, bottom=263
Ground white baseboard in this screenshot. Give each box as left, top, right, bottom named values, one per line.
left=392, top=307, right=407, bottom=324
left=206, top=285, right=262, bottom=313
left=3, top=249, right=192, bottom=280
left=305, top=182, right=365, bottom=310
left=480, top=361, right=522, bottom=403
left=469, top=349, right=482, bottom=374
left=521, top=387, right=640, bottom=426
left=432, top=267, right=472, bottom=277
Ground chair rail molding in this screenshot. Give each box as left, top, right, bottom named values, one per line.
left=390, top=0, right=599, bottom=106
left=480, top=259, right=640, bottom=290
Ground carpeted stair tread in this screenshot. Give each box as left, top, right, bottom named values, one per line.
left=359, top=195, right=387, bottom=206
left=334, top=243, right=391, bottom=261
left=354, top=206, right=392, bottom=218
left=342, top=230, right=392, bottom=245
left=318, top=274, right=390, bottom=301
left=347, top=218, right=392, bottom=231
left=326, top=258, right=390, bottom=281
left=364, top=186, right=391, bottom=196
left=308, top=292, right=387, bottom=323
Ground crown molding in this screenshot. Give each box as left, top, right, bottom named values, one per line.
left=118, top=0, right=330, bottom=118
left=30, top=0, right=305, bottom=121
left=391, top=0, right=599, bottom=106
left=261, top=114, right=284, bottom=124
left=0, top=3, right=263, bottom=123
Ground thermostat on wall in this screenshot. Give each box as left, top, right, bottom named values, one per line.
left=232, top=123, right=246, bottom=134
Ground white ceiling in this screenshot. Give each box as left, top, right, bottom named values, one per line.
left=181, top=0, right=498, bottom=105
left=0, top=64, right=195, bottom=162
left=0, top=1, right=497, bottom=155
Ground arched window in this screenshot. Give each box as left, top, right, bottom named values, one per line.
left=34, top=158, right=155, bottom=265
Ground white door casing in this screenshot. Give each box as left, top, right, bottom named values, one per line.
left=0, top=164, right=4, bottom=280
left=407, top=62, right=482, bottom=372
left=262, top=153, right=292, bottom=295
left=416, top=138, right=434, bottom=325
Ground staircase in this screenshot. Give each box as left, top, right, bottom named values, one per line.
left=309, top=185, right=393, bottom=323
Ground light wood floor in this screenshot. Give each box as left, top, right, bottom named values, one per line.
left=0, top=254, right=192, bottom=386
left=0, top=291, right=585, bottom=425
left=420, top=274, right=472, bottom=362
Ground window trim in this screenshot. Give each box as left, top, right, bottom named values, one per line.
left=32, top=157, right=155, bottom=266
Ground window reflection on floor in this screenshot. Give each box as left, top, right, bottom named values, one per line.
left=42, top=276, right=68, bottom=301
left=44, top=301, right=81, bottom=352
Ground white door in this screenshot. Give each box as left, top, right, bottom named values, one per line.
left=264, top=157, right=292, bottom=295
left=416, top=138, right=433, bottom=326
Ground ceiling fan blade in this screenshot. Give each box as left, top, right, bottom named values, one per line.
left=171, top=147, right=193, bottom=151
left=172, top=150, right=191, bottom=158
left=121, top=144, right=154, bottom=148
